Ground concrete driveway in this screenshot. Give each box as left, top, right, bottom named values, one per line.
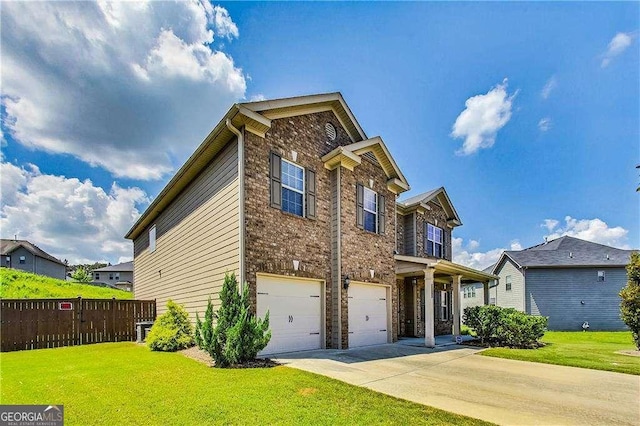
left=275, top=344, right=640, bottom=425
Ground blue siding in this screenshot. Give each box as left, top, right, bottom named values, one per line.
left=525, top=267, right=627, bottom=331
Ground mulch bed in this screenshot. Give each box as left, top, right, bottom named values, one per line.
left=179, top=346, right=279, bottom=368
left=460, top=338, right=545, bottom=349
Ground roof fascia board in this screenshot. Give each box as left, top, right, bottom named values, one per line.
left=345, top=137, right=410, bottom=191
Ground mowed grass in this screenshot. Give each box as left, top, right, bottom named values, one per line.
left=1, top=343, right=491, bottom=425
left=481, top=331, right=640, bottom=375
left=0, top=268, right=132, bottom=299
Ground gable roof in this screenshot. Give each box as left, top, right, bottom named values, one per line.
left=495, top=236, right=635, bottom=270
left=396, top=187, right=462, bottom=226
left=93, top=261, right=133, bottom=273
left=0, top=239, right=65, bottom=266
left=125, top=92, right=399, bottom=240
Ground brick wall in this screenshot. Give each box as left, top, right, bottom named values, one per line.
left=415, top=201, right=453, bottom=261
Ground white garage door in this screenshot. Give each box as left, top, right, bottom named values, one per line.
left=348, top=282, right=389, bottom=348
left=257, top=275, right=323, bottom=355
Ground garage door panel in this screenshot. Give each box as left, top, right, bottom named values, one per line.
left=348, top=283, right=389, bottom=348
left=257, top=275, right=322, bottom=355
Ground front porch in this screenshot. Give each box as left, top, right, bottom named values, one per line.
left=395, top=255, right=497, bottom=347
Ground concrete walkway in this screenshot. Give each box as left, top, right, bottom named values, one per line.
left=275, top=344, right=640, bottom=426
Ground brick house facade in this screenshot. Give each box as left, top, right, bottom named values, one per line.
left=126, top=93, right=495, bottom=353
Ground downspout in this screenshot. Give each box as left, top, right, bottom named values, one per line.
left=225, top=119, right=245, bottom=292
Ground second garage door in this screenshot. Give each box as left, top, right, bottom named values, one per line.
left=256, top=274, right=323, bottom=355
left=348, top=282, right=389, bottom=348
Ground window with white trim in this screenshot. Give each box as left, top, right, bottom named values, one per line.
left=597, top=271, right=605, bottom=282
left=471, top=286, right=476, bottom=298
left=149, top=225, right=156, bottom=253
left=95, top=273, right=100, bottom=280
left=281, top=159, right=305, bottom=217
left=440, top=290, right=448, bottom=320
left=463, top=287, right=467, bottom=298
left=19, top=256, right=26, bottom=264
left=115, top=273, right=120, bottom=280
left=505, top=275, right=512, bottom=291
left=363, top=187, right=378, bottom=233
left=426, top=224, right=444, bottom=258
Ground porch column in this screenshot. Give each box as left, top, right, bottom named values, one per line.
left=483, top=281, right=490, bottom=305
left=424, top=267, right=435, bottom=348
left=451, top=275, right=462, bottom=337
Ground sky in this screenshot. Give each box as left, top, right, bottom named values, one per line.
left=1, top=1, right=638, bottom=268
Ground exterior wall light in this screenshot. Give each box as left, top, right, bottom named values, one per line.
left=343, top=275, right=350, bottom=290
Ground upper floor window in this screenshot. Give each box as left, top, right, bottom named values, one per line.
left=363, top=187, right=378, bottom=233
left=505, top=275, right=512, bottom=291
left=115, top=273, right=120, bottom=280
left=109, top=273, right=114, bottom=280
left=149, top=225, right=157, bottom=253
left=597, top=271, right=605, bottom=282
left=356, top=184, right=386, bottom=234
left=95, top=273, right=100, bottom=280
left=19, top=256, right=26, bottom=264
left=281, top=159, right=305, bottom=217
left=426, top=224, right=443, bottom=258
left=270, top=152, right=316, bottom=219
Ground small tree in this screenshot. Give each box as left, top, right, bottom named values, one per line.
left=146, top=300, right=194, bottom=352
left=71, top=266, right=92, bottom=283
left=620, top=252, right=640, bottom=350
left=224, top=285, right=271, bottom=365
left=195, top=296, right=215, bottom=350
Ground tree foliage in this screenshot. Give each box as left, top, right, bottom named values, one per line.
left=70, top=266, right=92, bottom=283
left=147, top=300, right=194, bottom=352
left=620, top=252, right=640, bottom=349
left=196, top=273, right=270, bottom=367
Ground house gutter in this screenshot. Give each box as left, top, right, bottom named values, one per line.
left=225, top=119, right=245, bottom=292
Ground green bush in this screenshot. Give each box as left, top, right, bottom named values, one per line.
left=195, top=296, right=214, bottom=350
left=201, top=272, right=270, bottom=367
left=620, top=252, right=640, bottom=349
left=147, top=300, right=194, bottom=352
left=463, top=305, right=547, bottom=348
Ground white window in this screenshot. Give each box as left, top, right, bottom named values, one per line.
left=109, top=273, right=114, bottom=280
left=505, top=275, right=512, bottom=291
left=281, top=159, right=305, bottom=217
left=597, top=271, right=605, bottom=282
left=440, top=290, right=448, bottom=320
left=95, top=273, right=100, bottom=280
left=363, top=187, right=378, bottom=233
left=463, top=288, right=467, bottom=298
left=19, top=256, right=26, bottom=264
left=426, top=224, right=444, bottom=258
left=471, top=286, right=476, bottom=298
left=115, top=273, right=120, bottom=280
left=149, top=225, right=156, bottom=253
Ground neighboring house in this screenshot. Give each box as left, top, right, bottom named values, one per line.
left=125, top=93, right=495, bottom=354
left=0, top=239, right=66, bottom=280
left=92, top=261, right=134, bottom=291
left=460, top=265, right=498, bottom=323
left=490, top=236, right=635, bottom=330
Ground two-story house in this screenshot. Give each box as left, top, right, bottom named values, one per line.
left=125, top=93, right=495, bottom=354
left=0, top=239, right=66, bottom=280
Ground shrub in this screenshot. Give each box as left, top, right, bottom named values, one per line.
left=202, top=272, right=270, bottom=367
left=147, top=300, right=194, bottom=352
left=620, top=252, right=640, bottom=350
left=71, top=266, right=92, bottom=283
left=195, top=296, right=214, bottom=350
left=463, top=305, right=547, bottom=348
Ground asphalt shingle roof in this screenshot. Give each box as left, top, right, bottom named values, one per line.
left=0, top=239, right=65, bottom=265
left=93, top=261, right=133, bottom=272
left=504, top=236, right=635, bottom=268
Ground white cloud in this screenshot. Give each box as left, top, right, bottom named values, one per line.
left=249, top=94, right=267, bottom=102
left=541, top=76, right=557, bottom=100
left=542, top=216, right=630, bottom=249
left=451, top=79, right=516, bottom=155
left=0, top=161, right=148, bottom=264
left=538, top=117, right=552, bottom=132
left=452, top=237, right=522, bottom=271
left=212, top=5, right=239, bottom=40
left=601, top=32, right=634, bottom=68
left=1, top=1, right=246, bottom=180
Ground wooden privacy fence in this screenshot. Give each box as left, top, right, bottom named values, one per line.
left=1, top=298, right=156, bottom=352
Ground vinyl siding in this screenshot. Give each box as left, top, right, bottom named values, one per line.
left=494, top=258, right=525, bottom=311
left=525, top=267, right=627, bottom=330
left=133, top=140, right=240, bottom=319
left=460, top=283, right=484, bottom=323
left=6, top=248, right=66, bottom=280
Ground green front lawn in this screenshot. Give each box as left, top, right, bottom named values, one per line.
left=1, top=343, right=490, bottom=425
left=0, top=268, right=133, bottom=299
left=481, top=331, right=640, bottom=375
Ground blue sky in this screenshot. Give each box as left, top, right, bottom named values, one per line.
left=1, top=1, right=638, bottom=267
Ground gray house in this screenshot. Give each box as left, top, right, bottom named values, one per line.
left=92, top=261, right=134, bottom=291
left=0, top=239, right=67, bottom=280
left=489, top=236, right=635, bottom=330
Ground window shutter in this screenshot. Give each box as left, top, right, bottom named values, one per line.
left=434, top=290, right=440, bottom=321
left=269, top=152, right=282, bottom=209
left=443, top=230, right=447, bottom=259
left=356, top=183, right=364, bottom=229
left=377, top=193, right=385, bottom=234
left=305, top=168, right=316, bottom=219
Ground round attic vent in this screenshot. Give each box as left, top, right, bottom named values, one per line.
left=325, top=123, right=337, bottom=140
